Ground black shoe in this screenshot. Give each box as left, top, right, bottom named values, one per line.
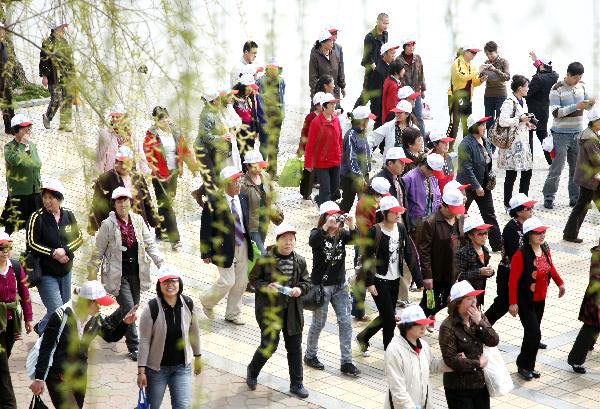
left=563, top=236, right=583, bottom=244
left=290, top=384, right=309, bottom=399
left=246, top=367, right=257, bottom=391
left=531, top=369, right=541, bottom=378
left=569, top=200, right=577, bottom=207
left=544, top=201, right=554, bottom=209
left=303, top=356, right=324, bottom=370
left=539, top=342, right=547, bottom=349
left=572, top=365, right=587, bottom=374
left=518, top=367, right=533, bottom=381
left=128, top=350, right=138, bottom=361
left=340, top=362, right=361, bottom=377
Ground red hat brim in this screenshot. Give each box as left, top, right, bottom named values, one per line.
left=521, top=200, right=537, bottom=207
left=95, top=295, right=115, bottom=306
left=448, top=204, right=466, bottom=215
left=464, top=289, right=485, bottom=298
left=477, top=116, right=492, bottom=124
left=391, top=108, right=408, bottom=113
left=18, top=121, right=33, bottom=126
left=113, top=194, right=132, bottom=200
left=159, top=275, right=180, bottom=282
left=249, top=84, right=259, bottom=91
left=414, top=318, right=435, bottom=325
left=466, top=48, right=481, bottom=53
left=474, top=224, right=493, bottom=230
left=325, top=210, right=343, bottom=215
left=407, top=92, right=421, bottom=99
left=531, top=226, right=547, bottom=233
left=458, top=184, right=470, bottom=190
left=404, top=41, right=416, bottom=45
left=0, top=239, right=13, bottom=244
left=228, top=172, right=243, bottom=181
left=386, top=206, right=406, bottom=213
left=367, top=113, right=377, bottom=120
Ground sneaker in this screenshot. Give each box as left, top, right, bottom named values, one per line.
left=128, top=350, right=138, bottom=361
left=543, top=200, right=553, bottom=209
left=246, top=367, right=257, bottom=391
left=396, top=300, right=410, bottom=309
left=303, top=355, right=325, bottom=370
left=356, top=335, right=370, bottom=357
left=225, top=317, right=245, bottom=325
left=42, top=113, right=50, bottom=129
left=409, top=283, right=419, bottom=292
left=340, top=362, right=361, bottom=377
left=171, top=241, right=182, bottom=251
left=290, top=384, right=309, bottom=399
left=572, top=365, right=586, bottom=374
left=563, top=236, right=583, bottom=244
left=202, top=304, right=215, bottom=320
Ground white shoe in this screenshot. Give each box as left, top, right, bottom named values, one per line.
left=202, top=304, right=215, bottom=320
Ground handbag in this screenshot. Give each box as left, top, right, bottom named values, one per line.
left=302, top=236, right=338, bottom=311
left=247, top=240, right=262, bottom=273
left=278, top=157, right=304, bottom=187
left=29, top=395, right=49, bottom=409
left=134, top=388, right=150, bottom=409
left=485, top=169, right=497, bottom=191
left=23, top=251, right=43, bottom=288
left=482, top=346, right=514, bottom=397
left=488, top=100, right=518, bottom=149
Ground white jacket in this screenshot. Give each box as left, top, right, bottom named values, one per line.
left=368, top=119, right=420, bottom=159
left=384, top=335, right=447, bottom=409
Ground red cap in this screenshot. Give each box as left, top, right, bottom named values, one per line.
left=249, top=84, right=258, bottom=91
left=465, top=48, right=481, bottom=53
left=465, top=289, right=485, bottom=297
left=448, top=203, right=465, bottom=215
left=404, top=40, right=416, bottom=45
left=367, top=113, right=377, bottom=120
left=159, top=275, right=179, bottom=282
left=399, top=157, right=413, bottom=164
left=388, top=205, right=406, bottom=213
left=474, top=224, right=493, bottom=230
left=257, top=161, right=268, bottom=168
left=415, top=317, right=435, bottom=325
left=522, top=200, right=537, bottom=207
left=531, top=226, right=547, bottom=233
left=407, top=91, right=421, bottom=99
left=95, top=295, right=115, bottom=306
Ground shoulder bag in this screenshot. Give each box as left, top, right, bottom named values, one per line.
left=488, top=99, right=518, bottom=149
left=302, top=236, right=338, bottom=311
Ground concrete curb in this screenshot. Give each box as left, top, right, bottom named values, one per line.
left=17, top=97, right=50, bottom=108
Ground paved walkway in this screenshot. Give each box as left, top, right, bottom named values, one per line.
left=3, top=103, right=600, bottom=408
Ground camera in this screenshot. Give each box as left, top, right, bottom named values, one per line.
left=335, top=213, right=347, bottom=223
left=527, top=113, right=539, bottom=127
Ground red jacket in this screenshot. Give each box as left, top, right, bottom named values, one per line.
left=509, top=248, right=563, bottom=305
left=298, top=111, right=317, bottom=155
left=381, top=76, right=401, bottom=123
left=144, top=127, right=193, bottom=179
left=304, top=113, right=342, bottom=169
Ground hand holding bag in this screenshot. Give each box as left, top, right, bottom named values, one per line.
left=302, top=236, right=338, bottom=311
left=482, top=346, right=514, bottom=397
left=29, top=395, right=49, bottom=409
left=134, top=388, right=150, bottom=409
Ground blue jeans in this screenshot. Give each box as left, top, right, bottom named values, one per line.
left=249, top=231, right=266, bottom=255
left=413, top=95, right=426, bottom=137
left=38, top=273, right=72, bottom=333
left=485, top=96, right=506, bottom=153
left=542, top=131, right=580, bottom=204
left=146, top=363, right=192, bottom=409
left=305, top=283, right=353, bottom=365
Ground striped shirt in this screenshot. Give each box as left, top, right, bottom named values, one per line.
left=549, top=80, right=589, bottom=133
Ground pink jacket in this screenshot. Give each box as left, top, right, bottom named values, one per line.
left=95, top=128, right=150, bottom=175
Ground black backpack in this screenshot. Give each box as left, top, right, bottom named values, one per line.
left=149, top=295, right=194, bottom=322
left=9, top=258, right=21, bottom=282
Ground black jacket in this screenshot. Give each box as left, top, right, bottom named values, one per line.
left=373, top=167, right=408, bottom=225
left=35, top=304, right=127, bottom=380
left=200, top=192, right=254, bottom=268
left=526, top=67, right=559, bottom=112
left=456, top=241, right=491, bottom=291
left=457, top=134, right=493, bottom=192
left=26, top=207, right=83, bottom=277
left=367, top=60, right=390, bottom=118
left=249, top=246, right=312, bottom=336
left=39, top=34, right=74, bottom=85
left=308, top=227, right=356, bottom=286
left=361, top=27, right=388, bottom=68
left=499, top=218, right=523, bottom=269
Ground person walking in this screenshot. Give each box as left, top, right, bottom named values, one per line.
left=304, top=201, right=361, bottom=376
left=526, top=52, right=559, bottom=164
left=542, top=62, right=591, bottom=209
left=457, top=116, right=502, bottom=251
left=439, top=281, right=499, bottom=409
left=137, top=266, right=202, bottom=409
left=485, top=193, right=536, bottom=325
left=299, top=92, right=324, bottom=201
left=200, top=166, right=254, bottom=324
left=456, top=215, right=493, bottom=306
left=329, top=27, right=346, bottom=107
left=428, top=130, right=455, bottom=192
left=356, top=196, right=421, bottom=353
left=368, top=99, right=416, bottom=158
left=309, top=31, right=345, bottom=101
left=355, top=13, right=389, bottom=108
left=230, top=40, right=258, bottom=87
left=1, top=114, right=42, bottom=236
left=26, top=179, right=83, bottom=334
left=91, top=187, right=164, bottom=361
left=246, top=223, right=312, bottom=399
left=497, top=75, right=535, bottom=210
left=0, top=27, right=14, bottom=134
left=39, top=21, right=75, bottom=131
left=30, top=280, right=137, bottom=408
left=366, top=43, right=398, bottom=128
left=509, top=217, right=565, bottom=380
left=447, top=47, right=487, bottom=146
left=563, top=108, right=600, bottom=243
left=396, top=39, right=427, bottom=135
left=0, top=232, right=33, bottom=409
left=380, top=61, right=406, bottom=126
left=339, top=105, right=374, bottom=213
left=304, top=93, right=343, bottom=205
left=482, top=41, right=510, bottom=131
left=373, top=147, right=412, bottom=214
left=233, top=73, right=265, bottom=169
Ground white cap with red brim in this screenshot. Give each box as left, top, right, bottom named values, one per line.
left=111, top=186, right=133, bottom=200
left=385, top=146, right=413, bottom=163
left=400, top=304, right=435, bottom=325
left=239, top=73, right=258, bottom=90
left=463, top=214, right=493, bottom=233
left=42, top=179, right=65, bottom=196
left=157, top=264, right=180, bottom=283
left=371, top=177, right=391, bottom=196
left=352, top=105, right=376, bottom=120
left=109, top=103, right=126, bottom=117
left=243, top=150, right=267, bottom=168
left=115, top=145, right=133, bottom=161
left=509, top=193, right=537, bottom=210
left=523, top=217, right=547, bottom=234
left=318, top=30, right=335, bottom=43
left=397, top=86, right=420, bottom=100
left=78, top=280, right=115, bottom=306
left=442, top=188, right=466, bottom=215
left=380, top=43, right=400, bottom=55
left=429, top=130, right=455, bottom=143
left=321, top=93, right=338, bottom=104
left=319, top=201, right=341, bottom=215
left=275, top=222, right=296, bottom=239
left=443, top=180, right=470, bottom=194
left=391, top=99, right=413, bottom=114
left=378, top=196, right=406, bottom=213
left=450, top=280, right=484, bottom=302
left=10, top=113, right=32, bottom=128
left=0, top=232, right=12, bottom=244
left=220, top=166, right=243, bottom=181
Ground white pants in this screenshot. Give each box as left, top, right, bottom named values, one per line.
left=200, top=242, right=248, bottom=320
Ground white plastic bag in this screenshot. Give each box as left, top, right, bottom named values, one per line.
left=26, top=308, right=68, bottom=379
left=542, top=135, right=554, bottom=152
left=482, top=346, right=513, bottom=397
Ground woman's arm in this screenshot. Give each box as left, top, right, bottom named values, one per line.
left=508, top=250, right=524, bottom=305
left=456, top=247, right=483, bottom=281
left=65, top=211, right=84, bottom=254
left=189, top=308, right=202, bottom=357
left=475, top=315, right=500, bottom=347
left=458, top=143, right=481, bottom=190
left=439, top=324, right=481, bottom=372
left=308, top=227, right=326, bottom=248
left=26, top=211, right=53, bottom=257
left=16, top=264, right=33, bottom=323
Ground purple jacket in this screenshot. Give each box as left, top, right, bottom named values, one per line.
left=401, top=167, right=442, bottom=225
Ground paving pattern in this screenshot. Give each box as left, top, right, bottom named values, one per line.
left=3, top=102, right=600, bottom=408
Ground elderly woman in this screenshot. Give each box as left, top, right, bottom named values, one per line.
left=137, top=265, right=202, bottom=409
left=26, top=179, right=83, bottom=334
left=439, top=281, right=499, bottom=409
left=91, top=187, right=164, bottom=361
left=246, top=223, right=312, bottom=399
left=309, top=31, right=345, bottom=100
left=1, top=114, right=42, bottom=236
left=428, top=130, right=455, bottom=192
left=509, top=217, right=565, bottom=380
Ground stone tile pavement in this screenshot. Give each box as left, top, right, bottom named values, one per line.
left=2, top=103, right=600, bottom=408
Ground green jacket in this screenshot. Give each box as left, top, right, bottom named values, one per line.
left=4, top=139, right=41, bottom=196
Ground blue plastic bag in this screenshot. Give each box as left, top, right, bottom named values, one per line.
left=134, top=388, right=149, bottom=409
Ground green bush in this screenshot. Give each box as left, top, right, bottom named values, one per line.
left=14, top=83, right=50, bottom=102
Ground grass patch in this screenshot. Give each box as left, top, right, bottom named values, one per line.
left=14, top=83, right=50, bottom=102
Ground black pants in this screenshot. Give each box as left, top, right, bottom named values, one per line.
left=315, top=166, right=341, bottom=206
left=528, top=107, right=552, bottom=165
left=248, top=308, right=303, bottom=386
left=0, top=193, right=42, bottom=235
left=357, top=277, right=400, bottom=349
left=563, top=186, right=600, bottom=239
left=465, top=188, right=502, bottom=250
left=152, top=172, right=180, bottom=244
left=568, top=323, right=600, bottom=366
left=504, top=169, right=532, bottom=208
left=0, top=319, right=16, bottom=409
left=259, top=119, right=282, bottom=177
left=299, top=168, right=315, bottom=200
left=445, top=387, right=490, bottom=409
left=419, top=282, right=452, bottom=318
left=0, top=81, right=14, bottom=134
left=116, top=268, right=141, bottom=352
left=47, top=370, right=86, bottom=408
left=339, top=174, right=366, bottom=213
left=516, top=300, right=545, bottom=371
left=485, top=265, right=510, bottom=325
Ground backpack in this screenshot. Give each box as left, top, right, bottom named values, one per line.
left=149, top=295, right=194, bottom=322
left=488, top=99, right=518, bottom=149
left=9, top=258, right=21, bottom=281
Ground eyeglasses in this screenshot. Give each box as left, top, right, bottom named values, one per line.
left=161, top=279, right=179, bottom=284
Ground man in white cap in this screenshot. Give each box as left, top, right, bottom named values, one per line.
left=368, top=99, right=415, bottom=158
left=373, top=147, right=412, bottom=221
left=40, top=20, right=74, bottom=131
left=396, top=39, right=427, bottom=135
left=309, top=30, right=345, bottom=101
left=230, top=40, right=259, bottom=87
left=366, top=42, right=399, bottom=128
left=200, top=166, right=254, bottom=325
left=89, top=145, right=158, bottom=235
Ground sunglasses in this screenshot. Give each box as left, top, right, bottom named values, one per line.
left=161, top=278, right=179, bottom=284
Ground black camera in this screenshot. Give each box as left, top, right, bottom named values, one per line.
left=527, top=113, right=539, bottom=127
left=335, top=213, right=347, bottom=223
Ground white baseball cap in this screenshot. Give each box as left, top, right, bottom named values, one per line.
left=266, top=56, right=282, bottom=69
left=275, top=222, right=296, bottom=239
left=42, top=179, right=65, bottom=196
left=321, top=93, right=338, bottom=104
left=312, top=92, right=326, bottom=106
left=426, top=153, right=445, bottom=171
left=463, top=46, right=481, bottom=53
left=391, top=99, right=413, bottom=114
left=319, top=201, right=342, bottom=215
left=539, top=57, right=552, bottom=66
left=378, top=196, right=405, bottom=213
left=352, top=105, right=376, bottom=120
left=318, top=30, right=335, bottom=43
left=0, top=232, right=12, bottom=244
left=327, top=25, right=339, bottom=33
left=78, top=281, right=115, bottom=306
left=399, top=304, right=434, bottom=324
left=220, top=166, right=243, bottom=181
left=109, top=103, right=126, bottom=117
left=157, top=264, right=180, bottom=283
left=10, top=113, right=32, bottom=128
left=429, top=130, right=455, bottom=143
left=111, top=186, right=133, bottom=200
left=450, top=280, right=484, bottom=302
left=397, top=86, right=420, bottom=100
left=442, top=188, right=466, bottom=215
left=463, top=214, right=492, bottom=233
left=115, top=145, right=133, bottom=161
left=203, top=86, right=220, bottom=102
left=239, top=73, right=258, bottom=90
left=588, top=107, right=600, bottom=122
left=443, top=180, right=470, bottom=194
left=467, top=116, right=492, bottom=129
left=523, top=217, right=547, bottom=235
left=385, top=146, right=413, bottom=163
left=509, top=193, right=537, bottom=210
left=380, top=43, right=399, bottom=56
left=243, top=150, right=267, bottom=168
left=370, top=177, right=391, bottom=196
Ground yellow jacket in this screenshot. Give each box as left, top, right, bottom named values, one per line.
left=448, top=54, right=483, bottom=96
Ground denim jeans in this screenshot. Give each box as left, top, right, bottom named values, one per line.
left=305, top=283, right=353, bottom=365
left=542, top=131, right=580, bottom=204
left=146, top=363, right=192, bottom=409
left=249, top=231, right=266, bottom=255
left=413, top=95, right=426, bottom=137
left=38, top=273, right=72, bottom=333
left=116, top=272, right=141, bottom=352
left=484, top=96, right=506, bottom=129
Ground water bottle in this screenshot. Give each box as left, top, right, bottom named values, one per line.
left=426, top=289, right=435, bottom=310
left=277, top=285, right=293, bottom=297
